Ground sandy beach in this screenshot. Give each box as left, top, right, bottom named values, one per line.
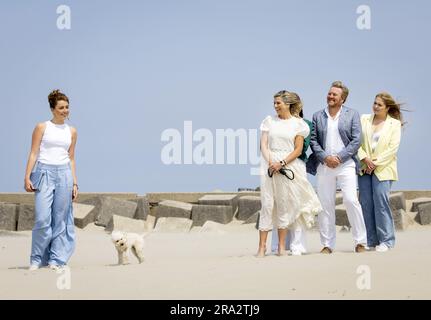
left=1, top=219, right=430, bottom=300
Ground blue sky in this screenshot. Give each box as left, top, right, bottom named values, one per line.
left=1, top=0, right=429, bottom=193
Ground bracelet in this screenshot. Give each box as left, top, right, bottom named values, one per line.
left=73, top=183, right=79, bottom=190
left=279, top=160, right=286, bottom=166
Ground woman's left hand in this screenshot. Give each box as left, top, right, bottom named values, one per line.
left=72, top=185, right=78, bottom=201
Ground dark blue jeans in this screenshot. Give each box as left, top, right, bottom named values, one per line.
left=358, top=174, right=395, bottom=248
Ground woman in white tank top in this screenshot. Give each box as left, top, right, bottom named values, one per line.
left=24, top=89, right=78, bottom=271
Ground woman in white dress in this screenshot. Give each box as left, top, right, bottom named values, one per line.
left=257, top=91, right=322, bottom=257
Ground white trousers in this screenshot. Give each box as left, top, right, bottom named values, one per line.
left=271, top=221, right=307, bottom=253
left=316, top=163, right=367, bottom=250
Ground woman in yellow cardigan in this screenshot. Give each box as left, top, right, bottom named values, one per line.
left=358, top=92, right=403, bottom=252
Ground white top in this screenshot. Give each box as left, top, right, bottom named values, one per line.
left=260, top=115, right=310, bottom=152
left=371, top=131, right=381, bottom=152
left=324, top=107, right=354, bottom=168
left=37, top=121, right=72, bottom=165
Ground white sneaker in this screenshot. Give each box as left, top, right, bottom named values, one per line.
left=49, top=264, right=60, bottom=271
left=376, top=243, right=389, bottom=252
left=28, top=264, right=40, bottom=271
left=291, top=250, right=302, bottom=256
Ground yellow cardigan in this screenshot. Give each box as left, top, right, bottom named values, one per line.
left=358, top=114, right=402, bottom=181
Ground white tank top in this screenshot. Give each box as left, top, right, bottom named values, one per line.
left=37, top=121, right=72, bottom=165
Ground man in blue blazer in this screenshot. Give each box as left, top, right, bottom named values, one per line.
left=307, top=81, right=367, bottom=254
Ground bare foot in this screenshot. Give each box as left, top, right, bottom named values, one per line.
left=256, top=247, right=266, bottom=258
left=277, top=247, right=287, bottom=256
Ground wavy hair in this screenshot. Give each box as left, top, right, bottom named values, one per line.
left=273, top=90, right=303, bottom=117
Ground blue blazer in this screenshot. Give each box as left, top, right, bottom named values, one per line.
left=306, top=106, right=362, bottom=175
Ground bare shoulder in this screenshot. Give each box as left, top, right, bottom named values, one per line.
left=69, top=126, right=78, bottom=136
left=34, top=122, right=47, bottom=133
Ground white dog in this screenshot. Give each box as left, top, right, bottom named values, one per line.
left=111, top=231, right=146, bottom=265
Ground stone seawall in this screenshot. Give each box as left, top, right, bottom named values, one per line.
left=1, top=191, right=431, bottom=232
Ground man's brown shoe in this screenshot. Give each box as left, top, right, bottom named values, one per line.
left=355, top=244, right=366, bottom=253
left=320, top=247, right=333, bottom=254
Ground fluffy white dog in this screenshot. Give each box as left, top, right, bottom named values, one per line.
left=111, top=231, right=146, bottom=265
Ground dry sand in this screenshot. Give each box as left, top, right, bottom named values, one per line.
left=1, top=221, right=430, bottom=300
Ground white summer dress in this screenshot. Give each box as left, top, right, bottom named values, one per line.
left=259, top=115, right=322, bottom=231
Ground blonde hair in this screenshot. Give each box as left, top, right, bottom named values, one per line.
left=375, top=92, right=405, bottom=125
left=273, top=90, right=303, bottom=116
left=330, top=81, right=349, bottom=103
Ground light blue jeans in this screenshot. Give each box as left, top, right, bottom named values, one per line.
left=271, top=222, right=307, bottom=253
left=30, top=162, right=75, bottom=267
left=358, top=173, right=395, bottom=248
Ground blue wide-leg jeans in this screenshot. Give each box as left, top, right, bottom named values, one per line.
left=358, top=173, right=395, bottom=248
left=30, top=162, right=75, bottom=267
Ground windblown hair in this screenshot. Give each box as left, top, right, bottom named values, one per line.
left=376, top=92, right=405, bottom=125
left=274, top=90, right=303, bottom=117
